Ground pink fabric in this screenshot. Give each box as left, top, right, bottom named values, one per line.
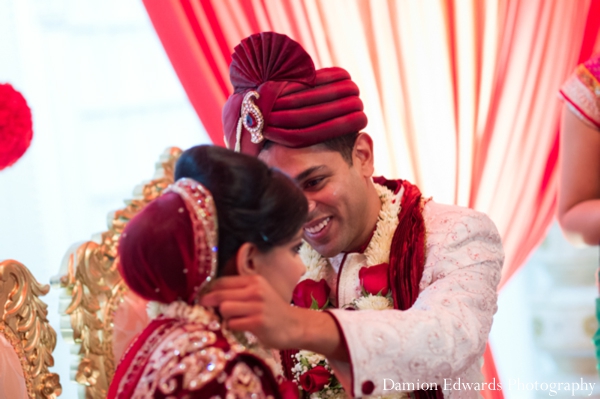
left=142, top=1, right=600, bottom=397
left=559, top=54, right=600, bottom=130
left=0, top=334, right=27, bottom=399
left=111, top=289, right=150, bottom=363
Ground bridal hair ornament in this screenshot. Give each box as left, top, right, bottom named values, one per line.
left=164, top=178, right=218, bottom=298
left=234, top=90, right=264, bottom=152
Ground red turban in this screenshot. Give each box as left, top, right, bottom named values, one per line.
left=118, top=178, right=218, bottom=304
left=223, top=32, right=368, bottom=156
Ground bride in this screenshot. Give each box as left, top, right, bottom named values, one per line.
left=107, top=145, right=307, bottom=398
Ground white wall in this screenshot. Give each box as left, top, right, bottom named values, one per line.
left=0, top=1, right=209, bottom=397
left=491, top=224, right=600, bottom=399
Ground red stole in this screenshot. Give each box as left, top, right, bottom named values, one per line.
left=373, top=177, right=426, bottom=311
left=373, top=177, right=443, bottom=399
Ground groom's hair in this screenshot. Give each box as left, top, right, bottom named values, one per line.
left=175, top=145, right=308, bottom=274
left=261, top=131, right=359, bottom=165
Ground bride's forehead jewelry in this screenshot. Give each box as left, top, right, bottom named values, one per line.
left=235, top=90, right=264, bottom=152
left=165, top=178, right=218, bottom=296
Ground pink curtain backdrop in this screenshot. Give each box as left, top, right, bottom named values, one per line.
left=142, top=1, right=600, bottom=398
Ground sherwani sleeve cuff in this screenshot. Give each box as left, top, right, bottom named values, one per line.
left=324, top=309, right=356, bottom=396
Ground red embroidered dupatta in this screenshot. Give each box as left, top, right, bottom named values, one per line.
left=108, top=316, right=283, bottom=399
left=108, top=319, right=177, bottom=398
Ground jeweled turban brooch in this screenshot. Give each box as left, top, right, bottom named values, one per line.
left=234, top=91, right=264, bottom=152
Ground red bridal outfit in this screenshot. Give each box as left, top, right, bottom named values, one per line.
left=107, top=178, right=283, bottom=399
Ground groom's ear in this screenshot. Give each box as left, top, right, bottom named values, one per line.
left=235, top=242, right=260, bottom=276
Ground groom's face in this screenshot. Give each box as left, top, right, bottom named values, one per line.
left=259, top=141, right=374, bottom=258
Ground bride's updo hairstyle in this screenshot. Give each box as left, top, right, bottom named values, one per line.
left=175, top=145, right=308, bottom=269
left=117, top=145, right=307, bottom=304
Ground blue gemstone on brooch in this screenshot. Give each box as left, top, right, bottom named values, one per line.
left=245, top=113, right=255, bottom=127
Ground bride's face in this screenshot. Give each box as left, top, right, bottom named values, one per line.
left=252, top=230, right=306, bottom=303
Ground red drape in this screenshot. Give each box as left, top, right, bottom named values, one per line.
left=142, top=1, right=600, bottom=398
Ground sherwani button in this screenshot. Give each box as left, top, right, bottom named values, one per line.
left=362, top=380, right=375, bottom=395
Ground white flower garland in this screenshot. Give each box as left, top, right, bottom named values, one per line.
left=295, top=182, right=406, bottom=399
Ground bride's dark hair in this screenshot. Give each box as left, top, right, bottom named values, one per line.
left=175, top=145, right=308, bottom=273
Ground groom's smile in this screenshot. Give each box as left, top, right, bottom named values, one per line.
left=259, top=136, right=380, bottom=258
left=303, top=215, right=333, bottom=246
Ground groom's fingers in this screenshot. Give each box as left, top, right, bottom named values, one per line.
left=219, top=301, right=263, bottom=319
left=201, top=288, right=260, bottom=307
left=226, top=315, right=265, bottom=333
left=209, top=275, right=256, bottom=290
left=201, top=276, right=269, bottom=307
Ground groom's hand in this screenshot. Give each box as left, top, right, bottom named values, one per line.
left=200, top=275, right=348, bottom=361
left=200, top=275, right=301, bottom=349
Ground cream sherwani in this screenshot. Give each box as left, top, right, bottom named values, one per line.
left=322, top=201, right=504, bottom=398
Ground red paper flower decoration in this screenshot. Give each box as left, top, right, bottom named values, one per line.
left=0, top=83, right=33, bottom=171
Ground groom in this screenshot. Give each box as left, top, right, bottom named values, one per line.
left=200, top=32, right=503, bottom=398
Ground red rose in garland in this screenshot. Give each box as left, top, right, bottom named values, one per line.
left=292, top=279, right=330, bottom=309
left=359, top=263, right=390, bottom=296
left=299, top=365, right=331, bottom=394
left=0, top=83, right=33, bottom=171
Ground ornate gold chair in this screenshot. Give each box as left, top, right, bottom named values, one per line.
left=57, top=148, right=181, bottom=399
left=0, top=260, right=62, bottom=399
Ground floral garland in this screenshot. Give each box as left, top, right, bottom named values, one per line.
left=292, top=182, right=405, bottom=399
left=299, top=182, right=402, bottom=284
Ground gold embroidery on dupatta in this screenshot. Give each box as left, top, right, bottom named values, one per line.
left=132, top=326, right=223, bottom=398
left=133, top=306, right=265, bottom=399
left=123, top=305, right=274, bottom=398
left=224, top=363, right=273, bottom=399
left=117, top=321, right=180, bottom=397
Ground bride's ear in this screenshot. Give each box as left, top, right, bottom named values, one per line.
left=235, top=242, right=260, bottom=276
